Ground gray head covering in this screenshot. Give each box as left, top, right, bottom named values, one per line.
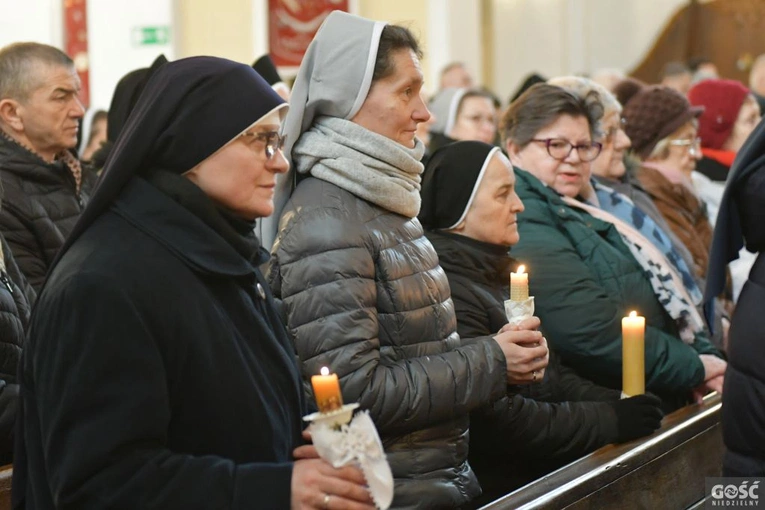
left=262, top=10, right=387, bottom=250
left=281, top=11, right=387, bottom=164
left=429, top=87, right=467, bottom=135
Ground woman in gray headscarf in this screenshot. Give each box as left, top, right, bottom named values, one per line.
left=427, top=87, right=498, bottom=153
left=268, top=10, right=545, bottom=509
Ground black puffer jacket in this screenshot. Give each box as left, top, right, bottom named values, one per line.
left=425, top=231, right=623, bottom=503
left=270, top=177, right=508, bottom=509
left=721, top=163, right=765, bottom=476
left=0, top=233, right=34, bottom=464
left=0, top=136, right=96, bottom=292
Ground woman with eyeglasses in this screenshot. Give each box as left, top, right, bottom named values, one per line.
left=619, top=83, right=714, bottom=284
left=13, top=57, right=375, bottom=509
left=688, top=79, right=762, bottom=302
left=688, top=79, right=761, bottom=226
left=550, top=76, right=733, bottom=350
left=503, top=83, right=724, bottom=409
left=427, top=87, right=499, bottom=153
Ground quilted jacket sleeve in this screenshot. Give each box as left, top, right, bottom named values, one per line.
left=269, top=205, right=507, bottom=435
left=0, top=204, right=47, bottom=293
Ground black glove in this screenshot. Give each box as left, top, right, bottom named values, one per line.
left=610, top=393, right=663, bottom=443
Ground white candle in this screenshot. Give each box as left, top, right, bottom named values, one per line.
left=510, top=264, right=529, bottom=301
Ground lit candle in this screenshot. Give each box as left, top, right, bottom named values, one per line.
left=510, top=264, right=529, bottom=301
left=622, top=311, right=646, bottom=397
left=311, top=366, right=343, bottom=413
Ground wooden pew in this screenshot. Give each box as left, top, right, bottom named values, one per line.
left=480, top=393, right=723, bottom=510
left=0, top=464, right=11, bottom=510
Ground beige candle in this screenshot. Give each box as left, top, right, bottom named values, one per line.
left=622, top=311, right=646, bottom=397
left=311, top=366, right=343, bottom=413
left=510, top=264, right=529, bottom=301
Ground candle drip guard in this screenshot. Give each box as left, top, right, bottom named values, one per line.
left=504, top=296, right=535, bottom=326
left=304, top=404, right=393, bottom=509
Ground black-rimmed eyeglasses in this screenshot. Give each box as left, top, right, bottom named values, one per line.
left=242, top=130, right=286, bottom=160
left=530, top=138, right=603, bottom=162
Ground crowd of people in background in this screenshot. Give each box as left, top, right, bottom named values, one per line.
left=0, top=9, right=763, bottom=508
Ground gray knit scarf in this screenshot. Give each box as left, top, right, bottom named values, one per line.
left=292, top=116, right=425, bottom=217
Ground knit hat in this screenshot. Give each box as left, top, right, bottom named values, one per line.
left=620, top=84, right=704, bottom=159
left=688, top=79, right=750, bottom=150
left=419, top=141, right=500, bottom=230
left=612, top=77, right=645, bottom=107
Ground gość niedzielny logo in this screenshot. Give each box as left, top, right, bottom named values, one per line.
left=710, top=480, right=760, bottom=507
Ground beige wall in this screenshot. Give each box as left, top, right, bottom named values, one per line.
left=174, top=0, right=255, bottom=62
left=138, top=0, right=695, bottom=104
left=357, top=0, right=432, bottom=88
left=490, top=0, right=689, bottom=103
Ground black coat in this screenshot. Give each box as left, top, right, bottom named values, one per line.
left=425, top=231, right=621, bottom=503
left=427, top=231, right=620, bottom=499
left=0, top=234, right=34, bottom=464
left=14, top=176, right=305, bottom=509
left=0, top=136, right=95, bottom=293
left=720, top=161, right=765, bottom=476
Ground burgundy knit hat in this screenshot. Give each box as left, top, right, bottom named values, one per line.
left=620, top=84, right=704, bottom=159
left=688, top=79, right=750, bottom=150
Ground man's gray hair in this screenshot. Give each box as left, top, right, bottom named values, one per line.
left=0, top=42, right=74, bottom=101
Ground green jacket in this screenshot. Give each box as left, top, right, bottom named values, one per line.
left=511, top=168, right=719, bottom=396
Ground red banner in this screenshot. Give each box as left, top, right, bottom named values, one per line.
left=268, top=0, right=349, bottom=67
left=63, top=0, right=90, bottom=108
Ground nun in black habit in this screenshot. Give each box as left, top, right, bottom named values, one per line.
left=419, top=141, right=664, bottom=505
left=13, top=57, right=373, bottom=510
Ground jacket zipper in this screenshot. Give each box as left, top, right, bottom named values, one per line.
left=0, top=271, right=13, bottom=295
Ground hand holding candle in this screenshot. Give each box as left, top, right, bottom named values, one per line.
left=510, top=264, right=529, bottom=301
left=622, top=311, right=646, bottom=397
left=311, top=367, right=343, bottom=413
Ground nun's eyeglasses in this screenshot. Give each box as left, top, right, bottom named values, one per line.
left=242, top=130, right=286, bottom=160
left=530, top=138, right=603, bottom=162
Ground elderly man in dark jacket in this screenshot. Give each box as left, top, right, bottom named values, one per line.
left=419, top=141, right=663, bottom=505
left=0, top=42, right=95, bottom=292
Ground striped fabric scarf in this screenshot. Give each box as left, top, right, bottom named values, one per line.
left=590, top=179, right=702, bottom=304
left=562, top=195, right=705, bottom=344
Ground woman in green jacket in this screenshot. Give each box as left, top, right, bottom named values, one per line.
left=500, top=83, right=725, bottom=408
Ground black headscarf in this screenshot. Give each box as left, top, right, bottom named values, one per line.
left=252, top=54, right=282, bottom=87
left=419, top=141, right=500, bottom=230
left=51, top=56, right=285, bottom=275
left=509, top=73, right=547, bottom=104
left=91, top=55, right=168, bottom=169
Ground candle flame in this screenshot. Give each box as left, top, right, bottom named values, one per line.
left=516, top=265, right=526, bottom=275
left=320, top=366, right=329, bottom=376
left=629, top=311, right=637, bottom=318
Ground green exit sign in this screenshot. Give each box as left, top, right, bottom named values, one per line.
left=132, top=26, right=171, bottom=46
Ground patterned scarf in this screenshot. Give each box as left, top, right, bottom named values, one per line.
left=590, top=179, right=702, bottom=303
left=562, top=195, right=705, bottom=344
